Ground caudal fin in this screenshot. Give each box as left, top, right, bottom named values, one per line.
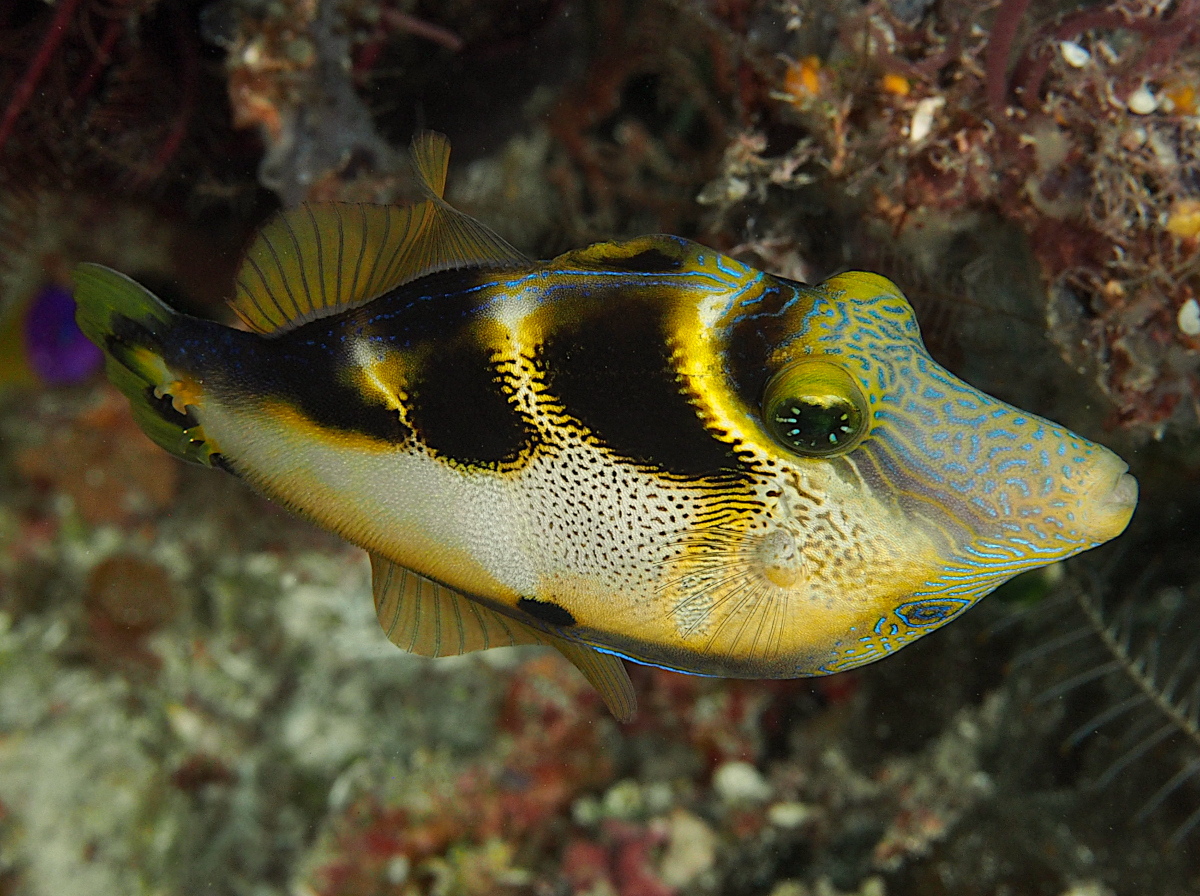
left=72, top=263, right=218, bottom=466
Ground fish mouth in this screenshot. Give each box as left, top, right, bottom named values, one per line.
left=1080, top=457, right=1138, bottom=543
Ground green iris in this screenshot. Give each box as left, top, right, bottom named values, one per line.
left=762, top=358, right=869, bottom=457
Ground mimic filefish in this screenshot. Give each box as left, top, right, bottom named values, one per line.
left=72, top=133, right=1138, bottom=721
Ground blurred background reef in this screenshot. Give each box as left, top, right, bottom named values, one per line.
left=1, top=0, right=1199, bottom=894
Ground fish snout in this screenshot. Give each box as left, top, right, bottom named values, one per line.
left=1079, top=453, right=1138, bottom=543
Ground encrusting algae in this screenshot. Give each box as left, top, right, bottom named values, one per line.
left=71, top=133, right=1138, bottom=721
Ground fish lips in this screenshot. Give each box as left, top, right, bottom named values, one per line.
left=1080, top=458, right=1138, bottom=543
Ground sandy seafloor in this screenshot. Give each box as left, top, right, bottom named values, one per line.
left=2, top=1, right=1200, bottom=894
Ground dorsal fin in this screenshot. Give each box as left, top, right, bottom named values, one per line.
left=230, top=132, right=529, bottom=335
left=410, top=131, right=450, bottom=197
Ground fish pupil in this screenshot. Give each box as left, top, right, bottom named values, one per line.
left=761, top=358, right=869, bottom=457
left=772, top=396, right=860, bottom=454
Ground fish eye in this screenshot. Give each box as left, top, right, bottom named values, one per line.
left=762, top=359, right=869, bottom=457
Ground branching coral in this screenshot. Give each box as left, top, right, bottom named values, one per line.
left=1015, top=551, right=1200, bottom=846
left=0, top=0, right=205, bottom=188
left=0, top=0, right=88, bottom=153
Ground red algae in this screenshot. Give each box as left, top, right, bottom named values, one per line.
left=15, top=389, right=179, bottom=527
left=86, top=556, right=176, bottom=636
left=310, top=655, right=616, bottom=896
left=83, top=555, right=176, bottom=675
left=696, top=0, right=1200, bottom=437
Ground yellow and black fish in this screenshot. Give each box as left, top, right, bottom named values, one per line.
left=72, top=133, right=1138, bottom=721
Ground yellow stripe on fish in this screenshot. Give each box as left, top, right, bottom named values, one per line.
left=71, top=132, right=1138, bottom=721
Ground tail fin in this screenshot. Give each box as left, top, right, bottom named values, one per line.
left=72, top=263, right=218, bottom=467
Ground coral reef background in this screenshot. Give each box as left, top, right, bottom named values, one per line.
left=1, top=1, right=1199, bottom=894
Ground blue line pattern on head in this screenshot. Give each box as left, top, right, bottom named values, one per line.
left=788, top=278, right=1109, bottom=673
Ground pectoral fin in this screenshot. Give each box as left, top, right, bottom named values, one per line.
left=370, top=553, right=542, bottom=656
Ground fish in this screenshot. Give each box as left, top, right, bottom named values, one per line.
left=0, top=282, right=103, bottom=388
left=0, top=187, right=103, bottom=390
left=71, top=132, right=1138, bottom=721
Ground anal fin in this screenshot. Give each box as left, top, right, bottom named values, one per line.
left=547, top=636, right=637, bottom=723
left=370, top=553, right=542, bottom=657
left=369, top=553, right=637, bottom=722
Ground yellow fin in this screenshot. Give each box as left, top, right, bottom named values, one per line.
left=410, top=131, right=450, bottom=198
left=230, top=132, right=528, bottom=335
left=548, top=636, right=637, bottom=723
left=400, top=131, right=530, bottom=280
left=370, top=553, right=543, bottom=657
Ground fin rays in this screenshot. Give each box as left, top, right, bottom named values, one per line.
left=230, top=132, right=529, bottom=335
left=370, top=553, right=544, bottom=657
left=369, top=553, right=637, bottom=721
left=550, top=637, right=637, bottom=723
left=657, top=526, right=790, bottom=666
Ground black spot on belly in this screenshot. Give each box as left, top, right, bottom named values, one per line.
left=518, top=597, right=576, bottom=627
left=407, top=338, right=534, bottom=466
left=540, top=299, right=743, bottom=478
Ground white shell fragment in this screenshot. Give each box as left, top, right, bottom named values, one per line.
left=1178, top=298, right=1200, bottom=336
left=909, top=96, right=945, bottom=143
left=767, top=801, right=815, bottom=828
left=1127, top=85, right=1158, bottom=115
left=712, top=760, right=772, bottom=803
left=1059, top=41, right=1090, bottom=68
